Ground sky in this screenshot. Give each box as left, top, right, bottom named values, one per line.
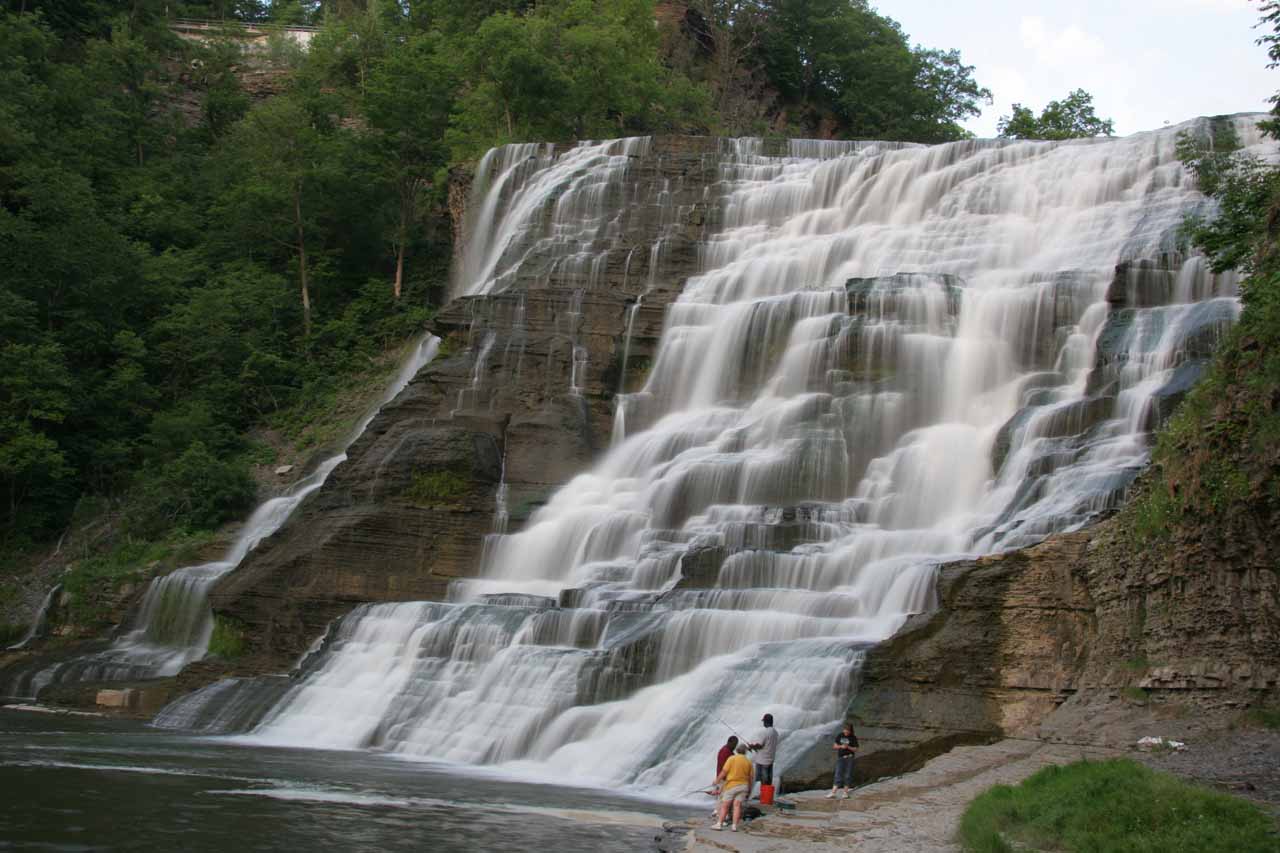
left=874, top=0, right=1277, bottom=137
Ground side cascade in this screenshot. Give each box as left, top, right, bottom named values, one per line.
left=5, top=584, right=62, bottom=651
left=169, top=121, right=1265, bottom=798
left=2, top=335, right=441, bottom=698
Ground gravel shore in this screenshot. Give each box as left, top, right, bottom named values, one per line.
left=1138, top=726, right=1280, bottom=817
left=683, top=727, right=1280, bottom=852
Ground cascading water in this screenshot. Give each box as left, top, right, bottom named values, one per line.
left=5, top=335, right=441, bottom=698
left=5, top=584, right=61, bottom=651
left=190, top=121, right=1264, bottom=797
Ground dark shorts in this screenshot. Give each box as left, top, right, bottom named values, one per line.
left=755, top=763, right=773, bottom=785
left=834, top=755, right=855, bottom=787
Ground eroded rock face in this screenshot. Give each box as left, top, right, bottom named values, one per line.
left=784, top=513, right=1280, bottom=791
left=784, top=532, right=1094, bottom=789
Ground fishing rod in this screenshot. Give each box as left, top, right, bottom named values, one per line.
left=679, top=785, right=718, bottom=798
left=711, top=712, right=748, bottom=744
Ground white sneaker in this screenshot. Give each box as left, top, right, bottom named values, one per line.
left=825, top=790, right=836, bottom=799
left=731, top=825, right=738, bottom=832
left=839, top=790, right=849, bottom=799
left=711, top=822, right=724, bottom=831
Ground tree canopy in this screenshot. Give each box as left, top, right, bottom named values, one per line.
left=0, top=0, right=995, bottom=561
left=669, top=0, right=990, bottom=141
left=997, top=89, right=1115, bottom=140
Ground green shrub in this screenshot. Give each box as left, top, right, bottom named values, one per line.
left=61, top=530, right=215, bottom=628
left=1128, top=484, right=1180, bottom=545
left=0, top=623, right=27, bottom=645
left=207, top=614, right=246, bottom=659
left=959, top=759, right=1277, bottom=853
left=126, top=442, right=258, bottom=539
left=404, top=470, right=469, bottom=506
left=1243, top=707, right=1280, bottom=730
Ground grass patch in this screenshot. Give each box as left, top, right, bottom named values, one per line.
left=268, top=336, right=420, bottom=453
left=61, top=530, right=216, bottom=629
left=959, top=758, right=1277, bottom=853
left=1128, top=484, right=1181, bottom=545
left=0, top=623, right=27, bottom=645
left=403, top=470, right=469, bottom=506
left=207, top=614, right=247, bottom=659
left=1121, top=685, right=1150, bottom=705
left=1243, top=707, right=1280, bottom=730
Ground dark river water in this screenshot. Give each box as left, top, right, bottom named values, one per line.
left=0, top=708, right=697, bottom=851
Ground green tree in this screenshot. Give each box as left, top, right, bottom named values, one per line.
left=84, top=20, right=168, bottom=166
left=0, top=340, right=75, bottom=536
left=723, top=0, right=987, bottom=141
left=998, top=89, right=1115, bottom=140
left=901, top=48, right=990, bottom=143
left=215, top=95, right=342, bottom=336
left=449, top=0, right=709, bottom=154
left=363, top=30, right=454, bottom=299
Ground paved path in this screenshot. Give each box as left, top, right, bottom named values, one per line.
left=684, top=739, right=1122, bottom=853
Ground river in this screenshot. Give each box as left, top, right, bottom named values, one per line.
left=0, top=707, right=696, bottom=851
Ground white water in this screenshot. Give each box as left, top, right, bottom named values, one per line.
left=6, top=585, right=61, bottom=651
left=243, top=120, right=1263, bottom=796
left=20, top=336, right=441, bottom=693
left=453, top=138, right=652, bottom=300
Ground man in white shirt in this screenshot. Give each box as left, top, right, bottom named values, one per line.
left=747, top=712, right=779, bottom=799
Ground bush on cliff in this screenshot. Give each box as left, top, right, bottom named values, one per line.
left=1124, top=114, right=1280, bottom=548
left=959, top=759, right=1277, bottom=853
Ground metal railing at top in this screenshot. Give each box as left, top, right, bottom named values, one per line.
left=169, top=18, right=322, bottom=33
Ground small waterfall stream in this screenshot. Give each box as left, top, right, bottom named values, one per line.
left=6, top=585, right=62, bottom=652
left=7, top=336, right=441, bottom=698
left=168, top=120, right=1265, bottom=796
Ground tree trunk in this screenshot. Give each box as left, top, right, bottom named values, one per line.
left=294, top=188, right=312, bottom=336
left=394, top=240, right=405, bottom=301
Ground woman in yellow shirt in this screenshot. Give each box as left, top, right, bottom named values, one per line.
left=711, top=743, right=753, bottom=831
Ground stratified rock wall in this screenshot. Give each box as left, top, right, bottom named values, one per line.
left=784, top=509, right=1280, bottom=790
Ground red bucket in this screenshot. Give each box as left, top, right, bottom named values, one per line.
left=759, top=783, right=775, bottom=805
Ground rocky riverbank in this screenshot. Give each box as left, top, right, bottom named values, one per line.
left=685, top=728, right=1280, bottom=852
left=686, top=740, right=1121, bottom=853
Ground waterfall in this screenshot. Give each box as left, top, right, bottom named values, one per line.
left=210, top=120, right=1265, bottom=796
left=6, top=584, right=61, bottom=651
left=10, top=335, right=441, bottom=697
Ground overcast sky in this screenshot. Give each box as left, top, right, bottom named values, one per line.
left=874, top=0, right=1277, bottom=137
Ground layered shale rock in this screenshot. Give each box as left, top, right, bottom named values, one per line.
left=785, top=509, right=1280, bottom=790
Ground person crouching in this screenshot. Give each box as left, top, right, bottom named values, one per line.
left=711, top=743, right=752, bottom=832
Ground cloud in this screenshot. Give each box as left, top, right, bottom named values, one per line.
left=1166, top=0, right=1255, bottom=10
left=1019, top=16, right=1107, bottom=68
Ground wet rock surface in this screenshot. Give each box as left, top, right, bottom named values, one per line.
left=782, top=508, right=1280, bottom=797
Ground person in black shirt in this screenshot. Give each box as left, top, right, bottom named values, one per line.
left=826, top=722, right=858, bottom=799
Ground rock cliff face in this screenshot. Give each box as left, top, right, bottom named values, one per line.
left=785, top=509, right=1280, bottom=790
left=209, top=137, right=727, bottom=668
